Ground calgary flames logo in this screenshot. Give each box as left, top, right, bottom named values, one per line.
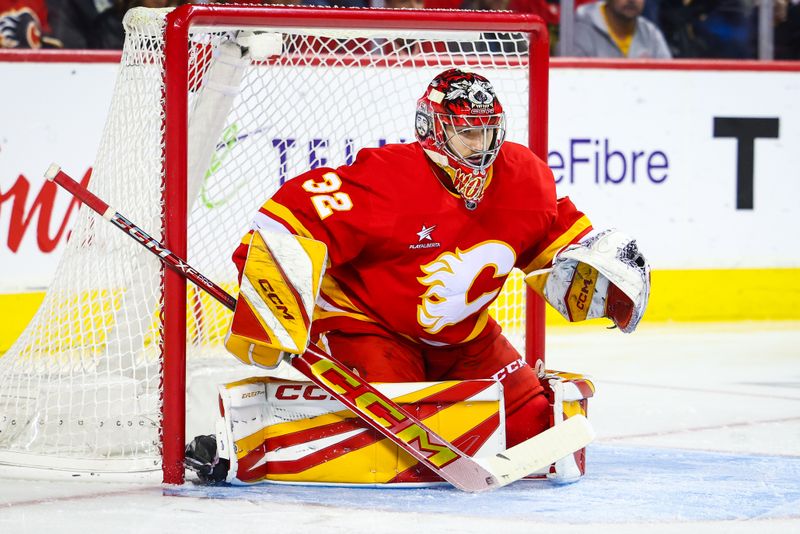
left=0, top=8, right=43, bottom=48
left=417, top=242, right=516, bottom=334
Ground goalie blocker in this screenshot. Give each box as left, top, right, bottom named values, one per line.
left=224, top=228, right=328, bottom=368
left=186, top=370, right=594, bottom=486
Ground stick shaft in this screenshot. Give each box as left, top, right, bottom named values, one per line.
left=47, top=166, right=236, bottom=310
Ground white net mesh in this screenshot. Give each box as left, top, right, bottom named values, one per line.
left=0, top=6, right=536, bottom=472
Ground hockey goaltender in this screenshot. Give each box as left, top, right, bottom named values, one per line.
left=184, top=68, right=651, bottom=488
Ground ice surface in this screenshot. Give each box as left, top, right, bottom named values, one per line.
left=1, top=322, right=799, bottom=533
left=171, top=444, right=800, bottom=522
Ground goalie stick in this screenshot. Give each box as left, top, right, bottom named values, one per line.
left=46, top=164, right=594, bottom=492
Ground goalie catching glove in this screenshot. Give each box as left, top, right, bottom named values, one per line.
left=526, top=229, right=650, bottom=333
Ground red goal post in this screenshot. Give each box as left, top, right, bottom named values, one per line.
left=161, top=5, right=549, bottom=483
left=0, top=5, right=549, bottom=483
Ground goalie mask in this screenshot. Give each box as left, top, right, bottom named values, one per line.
left=416, top=69, right=506, bottom=209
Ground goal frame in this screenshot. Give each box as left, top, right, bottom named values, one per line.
left=159, top=5, right=550, bottom=484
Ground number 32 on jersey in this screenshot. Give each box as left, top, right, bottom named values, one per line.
left=302, top=172, right=353, bottom=220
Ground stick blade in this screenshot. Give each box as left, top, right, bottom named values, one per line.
left=476, top=414, right=595, bottom=490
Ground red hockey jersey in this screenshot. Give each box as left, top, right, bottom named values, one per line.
left=233, top=141, right=591, bottom=347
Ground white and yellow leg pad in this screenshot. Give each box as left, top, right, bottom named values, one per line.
left=224, top=229, right=327, bottom=368
left=214, top=377, right=506, bottom=487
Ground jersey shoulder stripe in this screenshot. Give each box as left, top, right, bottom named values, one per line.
left=260, top=199, right=315, bottom=240
left=524, top=215, right=592, bottom=273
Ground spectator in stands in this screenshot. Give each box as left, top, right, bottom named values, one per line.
left=47, top=0, right=181, bottom=49
left=641, top=0, right=661, bottom=23
left=508, top=0, right=597, bottom=55
left=573, top=0, right=672, bottom=58
left=510, top=0, right=561, bottom=24
left=750, top=0, right=800, bottom=59
left=658, top=0, right=753, bottom=58
left=1, top=0, right=61, bottom=47
left=455, top=0, right=529, bottom=54
left=775, top=0, right=800, bottom=58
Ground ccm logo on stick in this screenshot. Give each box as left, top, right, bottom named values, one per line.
left=274, top=384, right=332, bottom=401
left=310, top=359, right=460, bottom=468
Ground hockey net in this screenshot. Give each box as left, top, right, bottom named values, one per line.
left=0, top=5, right=548, bottom=481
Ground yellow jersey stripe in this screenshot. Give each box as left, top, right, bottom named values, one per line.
left=320, top=275, right=361, bottom=312
left=459, top=309, right=490, bottom=344
left=524, top=215, right=592, bottom=273
left=314, top=308, right=376, bottom=324
left=262, top=199, right=315, bottom=240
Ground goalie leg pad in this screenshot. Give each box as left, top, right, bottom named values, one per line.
left=198, top=372, right=595, bottom=487
left=211, top=377, right=507, bottom=487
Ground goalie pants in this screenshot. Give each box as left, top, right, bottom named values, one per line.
left=321, top=329, right=550, bottom=448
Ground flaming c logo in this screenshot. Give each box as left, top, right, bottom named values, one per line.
left=417, top=241, right=515, bottom=334
left=0, top=8, right=43, bottom=48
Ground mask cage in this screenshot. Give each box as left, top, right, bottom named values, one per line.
left=434, top=112, right=506, bottom=173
